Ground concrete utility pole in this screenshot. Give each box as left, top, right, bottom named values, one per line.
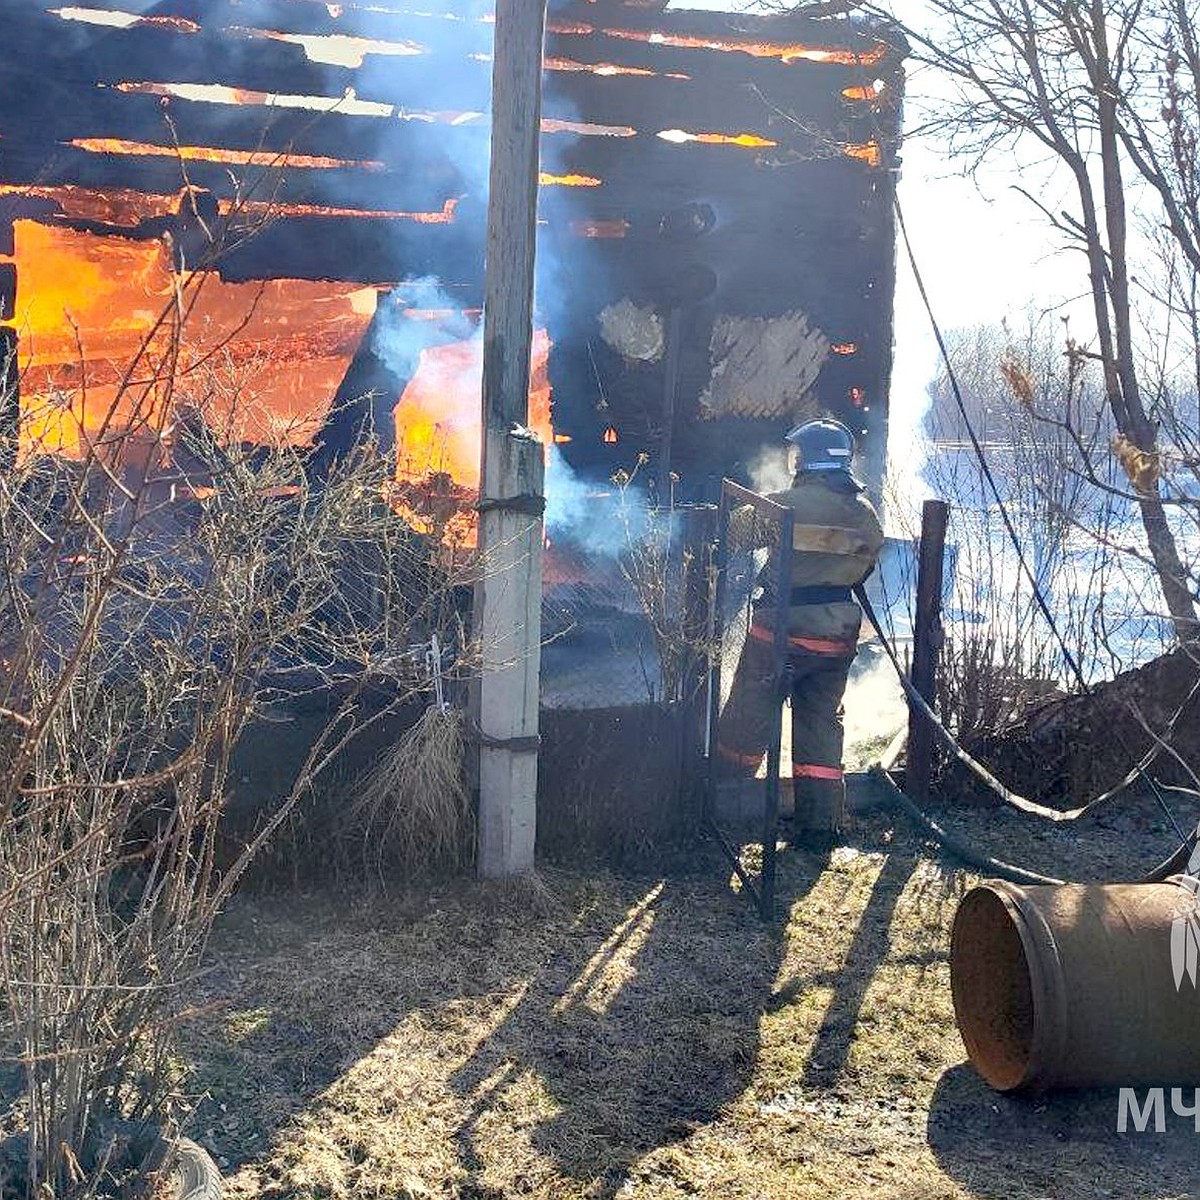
left=474, top=0, right=548, bottom=878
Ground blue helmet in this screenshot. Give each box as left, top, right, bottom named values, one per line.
left=784, top=418, right=856, bottom=473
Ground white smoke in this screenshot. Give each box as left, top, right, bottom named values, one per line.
left=843, top=652, right=907, bottom=763
left=746, top=443, right=792, bottom=496
left=371, top=276, right=474, bottom=369
left=544, top=445, right=649, bottom=557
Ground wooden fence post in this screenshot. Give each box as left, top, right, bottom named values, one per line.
left=907, top=499, right=948, bottom=800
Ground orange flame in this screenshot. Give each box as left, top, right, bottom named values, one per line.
left=831, top=342, right=858, bottom=355
left=842, top=84, right=883, bottom=101
left=657, top=129, right=776, bottom=148
left=603, top=426, right=618, bottom=444
left=0, top=184, right=179, bottom=226
left=10, top=222, right=376, bottom=457
left=539, top=172, right=602, bottom=187
left=843, top=142, right=883, bottom=167
left=69, top=138, right=385, bottom=172
left=391, top=330, right=553, bottom=545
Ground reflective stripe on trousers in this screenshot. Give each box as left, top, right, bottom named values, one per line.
left=746, top=622, right=856, bottom=657
left=792, top=762, right=843, bottom=781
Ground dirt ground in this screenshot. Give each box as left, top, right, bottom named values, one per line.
left=181, top=808, right=1199, bottom=1200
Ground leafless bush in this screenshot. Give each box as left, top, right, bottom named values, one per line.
left=0, top=265, right=473, bottom=1196
left=612, top=462, right=716, bottom=706
left=935, top=630, right=1059, bottom=748
left=910, top=314, right=1200, bottom=797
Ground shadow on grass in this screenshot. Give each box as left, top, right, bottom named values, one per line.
left=764, top=842, right=918, bottom=1090
left=446, top=845, right=833, bottom=1199
left=182, top=825, right=925, bottom=1198
left=928, top=1060, right=1199, bottom=1197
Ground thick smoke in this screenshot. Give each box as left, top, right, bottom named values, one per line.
left=843, top=652, right=907, bottom=759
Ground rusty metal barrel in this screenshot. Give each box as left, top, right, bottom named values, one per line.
left=950, top=879, right=1200, bottom=1091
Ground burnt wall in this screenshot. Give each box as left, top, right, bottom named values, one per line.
left=0, top=0, right=905, bottom=491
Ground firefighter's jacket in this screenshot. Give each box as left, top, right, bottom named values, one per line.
left=731, top=472, right=884, bottom=653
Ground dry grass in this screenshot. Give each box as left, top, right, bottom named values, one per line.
left=343, top=705, right=474, bottom=880
left=177, top=814, right=1197, bottom=1200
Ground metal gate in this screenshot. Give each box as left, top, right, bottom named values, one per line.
left=703, top=480, right=793, bottom=921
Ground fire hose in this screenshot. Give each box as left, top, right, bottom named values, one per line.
left=852, top=585, right=1198, bottom=885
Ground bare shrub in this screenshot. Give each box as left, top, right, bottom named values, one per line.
left=0, top=265, right=472, bottom=1196
left=612, top=461, right=716, bottom=707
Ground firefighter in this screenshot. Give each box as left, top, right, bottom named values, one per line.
left=716, top=418, right=884, bottom=834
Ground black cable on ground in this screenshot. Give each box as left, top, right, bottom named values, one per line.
left=858, top=581, right=1199, bottom=876
left=856, top=584, right=1145, bottom=822
left=866, top=765, right=1066, bottom=885
left=867, top=764, right=1193, bottom=885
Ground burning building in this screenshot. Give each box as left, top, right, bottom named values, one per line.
left=0, top=0, right=905, bottom=499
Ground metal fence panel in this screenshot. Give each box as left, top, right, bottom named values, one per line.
left=703, top=479, right=793, bottom=920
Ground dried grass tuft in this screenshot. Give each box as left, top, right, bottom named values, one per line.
left=344, top=705, right=473, bottom=880
left=475, top=868, right=567, bottom=919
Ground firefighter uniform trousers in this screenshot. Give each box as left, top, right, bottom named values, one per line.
left=716, top=474, right=884, bottom=833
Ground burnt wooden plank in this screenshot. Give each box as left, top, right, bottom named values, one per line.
left=0, top=63, right=876, bottom=169
left=0, top=72, right=890, bottom=208
left=57, top=0, right=849, bottom=46
left=0, top=264, right=15, bottom=321
left=2, top=7, right=901, bottom=165
left=0, top=142, right=476, bottom=218
left=547, top=3, right=905, bottom=48
left=541, top=73, right=887, bottom=145
left=542, top=28, right=903, bottom=90
left=4, top=15, right=492, bottom=97
left=215, top=214, right=485, bottom=290
left=0, top=121, right=886, bottom=223
left=0, top=77, right=484, bottom=185
left=20, top=3, right=903, bottom=95
left=7, top=15, right=896, bottom=139
left=544, top=131, right=890, bottom=211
